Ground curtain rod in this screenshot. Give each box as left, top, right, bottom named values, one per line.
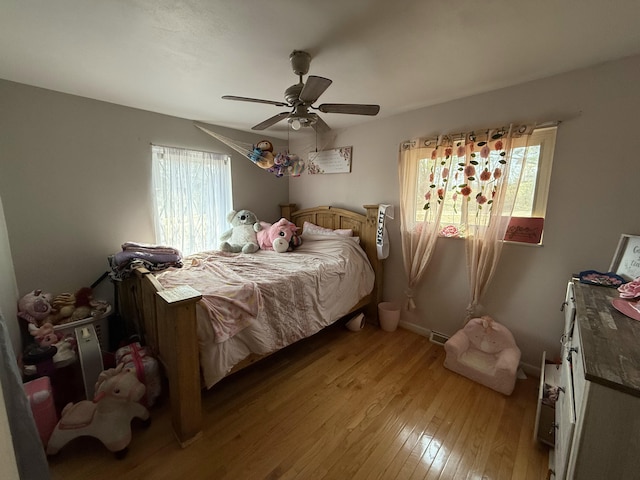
left=400, top=120, right=562, bottom=150
left=150, top=143, right=227, bottom=156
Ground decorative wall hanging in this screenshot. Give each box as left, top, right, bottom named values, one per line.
left=306, top=146, right=352, bottom=174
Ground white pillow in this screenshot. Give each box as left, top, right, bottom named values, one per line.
left=302, top=221, right=353, bottom=237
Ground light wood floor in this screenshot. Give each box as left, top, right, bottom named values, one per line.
left=48, top=322, right=549, bottom=480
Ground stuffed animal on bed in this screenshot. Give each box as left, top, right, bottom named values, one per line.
left=219, top=209, right=262, bottom=253
left=257, top=218, right=299, bottom=253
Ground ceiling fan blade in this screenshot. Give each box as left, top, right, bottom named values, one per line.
left=318, top=103, right=380, bottom=116
left=312, top=115, right=331, bottom=133
left=252, top=112, right=290, bottom=130
left=299, top=76, right=332, bottom=103
left=222, top=95, right=289, bottom=107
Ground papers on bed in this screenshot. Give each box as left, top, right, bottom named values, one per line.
left=157, top=285, right=201, bottom=304
left=157, top=235, right=375, bottom=388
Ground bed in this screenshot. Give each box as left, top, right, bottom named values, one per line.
left=117, top=204, right=384, bottom=447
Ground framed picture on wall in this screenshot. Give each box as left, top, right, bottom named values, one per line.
left=609, top=234, right=640, bottom=281
left=307, top=146, right=352, bottom=174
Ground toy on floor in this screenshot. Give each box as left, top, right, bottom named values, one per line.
left=443, top=315, right=521, bottom=395
left=46, top=364, right=150, bottom=458
left=115, top=342, right=161, bottom=408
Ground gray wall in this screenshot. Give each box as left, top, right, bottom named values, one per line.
left=290, top=54, right=640, bottom=369
left=0, top=80, right=288, bottom=342
left=1, top=54, right=639, bottom=370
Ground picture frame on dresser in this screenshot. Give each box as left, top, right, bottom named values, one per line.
left=609, top=233, right=640, bottom=281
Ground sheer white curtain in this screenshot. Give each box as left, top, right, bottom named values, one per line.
left=398, top=137, right=454, bottom=309
left=459, top=124, right=535, bottom=319
left=152, top=145, right=232, bottom=256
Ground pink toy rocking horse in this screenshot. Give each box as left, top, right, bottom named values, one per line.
left=46, top=364, right=150, bottom=457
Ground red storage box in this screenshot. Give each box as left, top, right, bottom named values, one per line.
left=24, top=376, right=58, bottom=446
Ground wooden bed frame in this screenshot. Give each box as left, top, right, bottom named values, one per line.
left=117, top=204, right=384, bottom=447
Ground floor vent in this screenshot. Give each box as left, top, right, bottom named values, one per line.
left=429, top=331, right=449, bottom=345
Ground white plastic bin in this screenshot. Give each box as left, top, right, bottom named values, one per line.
left=378, top=302, right=400, bottom=332
left=53, top=305, right=111, bottom=351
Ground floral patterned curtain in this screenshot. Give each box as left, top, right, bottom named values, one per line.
left=399, top=124, right=536, bottom=316
left=398, top=137, right=454, bottom=310
left=459, top=124, right=535, bottom=319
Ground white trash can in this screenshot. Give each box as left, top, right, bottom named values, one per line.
left=378, top=302, right=401, bottom=332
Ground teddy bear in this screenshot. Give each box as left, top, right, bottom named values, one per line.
left=256, top=218, right=300, bottom=253
left=248, top=140, right=275, bottom=170
left=219, top=209, right=262, bottom=253
left=52, top=287, right=95, bottom=325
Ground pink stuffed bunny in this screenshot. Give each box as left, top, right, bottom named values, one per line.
left=257, top=218, right=299, bottom=253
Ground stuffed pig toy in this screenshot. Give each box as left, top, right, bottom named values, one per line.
left=257, top=218, right=299, bottom=253
left=18, top=289, right=55, bottom=326
left=219, top=209, right=262, bottom=253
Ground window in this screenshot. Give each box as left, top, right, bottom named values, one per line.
left=152, top=145, right=232, bottom=256
left=414, top=126, right=557, bottom=241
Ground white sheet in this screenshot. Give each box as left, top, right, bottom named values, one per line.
left=184, top=235, right=374, bottom=388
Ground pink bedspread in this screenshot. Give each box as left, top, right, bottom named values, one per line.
left=155, top=236, right=375, bottom=388
left=155, top=252, right=262, bottom=343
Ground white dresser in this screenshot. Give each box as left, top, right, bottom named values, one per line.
left=551, top=279, right=640, bottom=479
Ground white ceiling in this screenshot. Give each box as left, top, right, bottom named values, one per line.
left=3, top=0, right=640, bottom=139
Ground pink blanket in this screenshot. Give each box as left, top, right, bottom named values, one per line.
left=160, top=237, right=375, bottom=388
left=155, top=252, right=262, bottom=343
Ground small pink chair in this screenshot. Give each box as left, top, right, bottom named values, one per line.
left=444, top=316, right=521, bottom=395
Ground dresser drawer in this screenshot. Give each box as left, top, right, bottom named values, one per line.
left=554, top=344, right=576, bottom=480
left=563, top=281, right=576, bottom=340
left=535, top=351, right=559, bottom=447
left=570, top=326, right=587, bottom=418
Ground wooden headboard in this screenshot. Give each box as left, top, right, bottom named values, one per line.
left=280, top=203, right=383, bottom=322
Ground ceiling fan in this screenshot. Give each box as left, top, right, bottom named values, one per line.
left=222, top=50, right=380, bottom=133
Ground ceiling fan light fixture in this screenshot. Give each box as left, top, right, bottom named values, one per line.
left=223, top=50, right=380, bottom=132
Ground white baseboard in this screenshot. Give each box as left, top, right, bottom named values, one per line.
left=398, top=321, right=431, bottom=338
